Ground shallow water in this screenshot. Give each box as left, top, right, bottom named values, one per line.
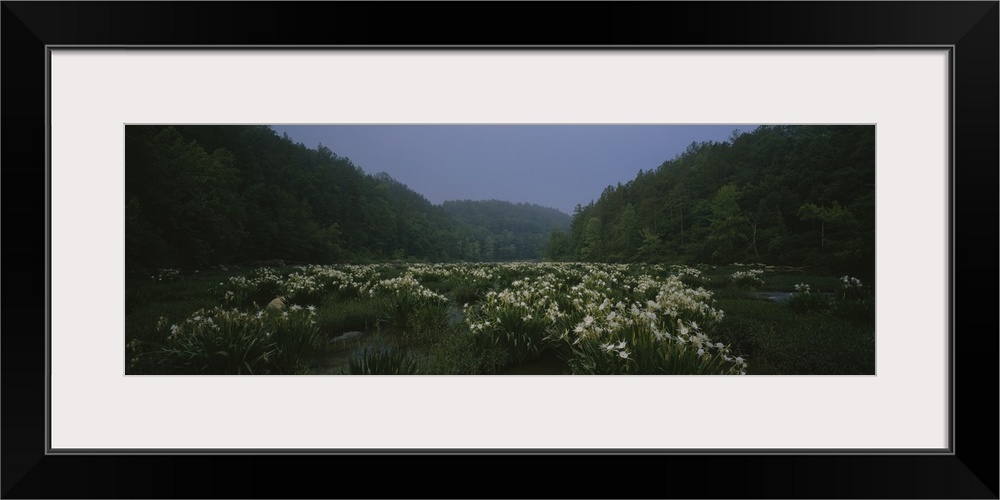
left=756, top=291, right=794, bottom=302
left=755, top=291, right=835, bottom=302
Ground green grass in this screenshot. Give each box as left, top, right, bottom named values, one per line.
left=125, top=272, right=229, bottom=345
left=348, top=345, right=419, bottom=375
left=314, top=296, right=381, bottom=335
left=413, top=325, right=511, bottom=375
left=712, top=297, right=875, bottom=375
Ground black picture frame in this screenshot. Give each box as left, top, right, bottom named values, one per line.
left=3, top=2, right=997, bottom=498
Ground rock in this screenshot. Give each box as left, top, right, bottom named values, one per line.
left=331, top=331, right=365, bottom=343
left=266, top=297, right=285, bottom=311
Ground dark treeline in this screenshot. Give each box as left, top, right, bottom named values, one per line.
left=441, top=200, right=570, bottom=261
left=545, top=125, right=875, bottom=277
left=125, top=125, right=569, bottom=270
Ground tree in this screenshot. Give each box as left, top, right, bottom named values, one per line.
left=580, top=217, right=603, bottom=261
left=798, top=202, right=852, bottom=249
left=125, top=126, right=245, bottom=268
left=613, top=203, right=640, bottom=260
left=637, top=227, right=665, bottom=262
left=543, top=228, right=574, bottom=261
left=703, top=184, right=748, bottom=262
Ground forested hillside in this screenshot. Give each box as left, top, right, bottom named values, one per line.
left=546, top=125, right=875, bottom=277
left=441, top=200, right=570, bottom=261
left=125, top=126, right=570, bottom=269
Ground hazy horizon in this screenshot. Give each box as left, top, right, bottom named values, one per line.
left=270, top=125, right=762, bottom=215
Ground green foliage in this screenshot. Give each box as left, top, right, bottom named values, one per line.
left=125, top=127, right=246, bottom=268
left=566, top=328, right=743, bottom=375
left=785, top=286, right=832, bottom=314
left=421, top=328, right=511, bottom=375
left=637, top=227, right=665, bottom=262
left=558, top=125, right=875, bottom=274
left=451, top=283, right=482, bottom=305
left=832, top=276, right=875, bottom=325
left=729, top=269, right=765, bottom=290
left=218, top=267, right=283, bottom=307
left=704, top=184, right=749, bottom=262
left=132, top=306, right=319, bottom=375
left=579, top=217, right=603, bottom=261
left=442, top=200, right=572, bottom=261
left=314, top=296, right=381, bottom=335
left=127, top=125, right=578, bottom=270
left=475, top=307, right=556, bottom=366
left=544, top=228, right=575, bottom=261
left=713, top=297, right=874, bottom=375
left=348, top=345, right=419, bottom=375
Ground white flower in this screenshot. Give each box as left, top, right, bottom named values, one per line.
left=618, top=350, right=631, bottom=359
left=677, top=321, right=690, bottom=336
left=691, top=333, right=708, bottom=349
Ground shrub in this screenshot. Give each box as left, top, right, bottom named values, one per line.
left=730, top=269, right=765, bottom=290
left=423, top=328, right=510, bottom=375
left=451, top=283, right=481, bottom=305
left=219, top=267, right=283, bottom=307
left=367, top=273, right=450, bottom=329
left=833, top=277, right=874, bottom=324
left=133, top=306, right=319, bottom=374
left=565, top=318, right=746, bottom=375
left=839, top=275, right=864, bottom=298
left=348, top=345, right=419, bottom=375
left=315, top=297, right=380, bottom=335
left=280, top=272, right=327, bottom=304
left=785, top=283, right=830, bottom=314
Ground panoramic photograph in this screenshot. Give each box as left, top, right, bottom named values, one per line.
left=124, top=124, right=875, bottom=375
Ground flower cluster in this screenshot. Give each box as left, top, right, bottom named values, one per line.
left=142, top=304, right=319, bottom=374
left=786, top=281, right=829, bottom=314
left=840, top=275, right=862, bottom=289
left=220, top=267, right=284, bottom=305
left=839, top=275, right=866, bottom=301
left=730, top=268, right=765, bottom=289
left=280, top=272, right=325, bottom=303
left=598, top=340, right=631, bottom=360
left=670, top=265, right=703, bottom=278
left=364, top=273, right=449, bottom=303
left=460, top=263, right=742, bottom=374
left=139, top=261, right=750, bottom=375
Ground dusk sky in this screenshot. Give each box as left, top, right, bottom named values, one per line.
left=270, top=125, right=763, bottom=216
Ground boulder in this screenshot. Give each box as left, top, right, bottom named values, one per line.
left=266, top=297, right=285, bottom=311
